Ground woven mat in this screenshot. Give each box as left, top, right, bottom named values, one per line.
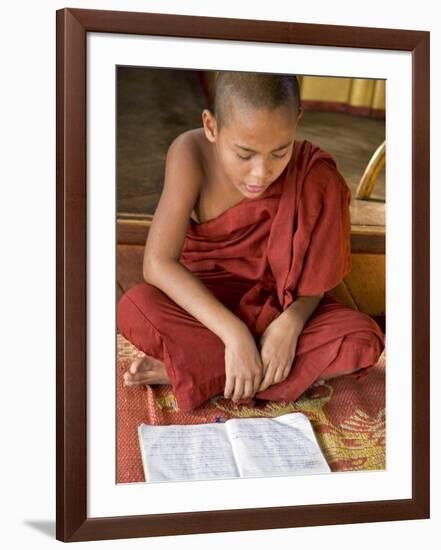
left=117, top=333, right=386, bottom=483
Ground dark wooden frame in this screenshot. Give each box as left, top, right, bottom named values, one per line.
left=56, top=7, right=430, bottom=542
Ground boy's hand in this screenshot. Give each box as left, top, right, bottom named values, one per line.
left=223, top=327, right=264, bottom=403
left=256, top=315, right=300, bottom=392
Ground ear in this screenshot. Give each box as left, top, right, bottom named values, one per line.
left=202, top=108, right=218, bottom=143
left=296, top=107, right=304, bottom=124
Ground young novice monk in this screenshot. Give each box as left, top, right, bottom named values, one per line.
left=117, top=71, right=385, bottom=412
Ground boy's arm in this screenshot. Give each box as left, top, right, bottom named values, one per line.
left=278, top=293, right=324, bottom=334
left=146, top=259, right=248, bottom=345
left=143, top=131, right=248, bottom=345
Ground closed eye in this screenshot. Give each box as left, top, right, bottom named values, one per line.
left=236, top=152, right=288, bottom=161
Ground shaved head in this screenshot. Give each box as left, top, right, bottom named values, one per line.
left=211, top=71, right=301, bottom=131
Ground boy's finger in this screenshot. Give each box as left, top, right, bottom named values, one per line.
left=243, top=379, right=255, bottom=399
left=273, top=366, right=285, bottom=384
left=258, top=366, right=274, bottom=390
left=256, top=374, right=267, bottom=392
left=224, top=375, right=235, bottom=398
left=253, top=374, right=262, bottom=395
left=232, top=379, right=244, bottom=403
left=282, top=365, right=292, bottom=381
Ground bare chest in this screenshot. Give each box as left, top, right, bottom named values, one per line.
left=190, top=185, right=245, bottom=225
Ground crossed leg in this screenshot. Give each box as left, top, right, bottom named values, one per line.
left=117, top=281, right=385, bottom=411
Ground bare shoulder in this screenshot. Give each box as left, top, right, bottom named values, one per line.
left=164, top=127, right=207, bottom=183
left=142, top=128, right=206, bottom=275
left=164, top=128, right=209, bottom=204
left=171, top=127, right=209, bottom=172
left=169, top=127, right=205, bottom=154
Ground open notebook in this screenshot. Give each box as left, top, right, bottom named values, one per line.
left=138, top=412, right=330, bottom=482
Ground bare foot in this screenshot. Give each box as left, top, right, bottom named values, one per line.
left=123, top=354, right=170, bottom=387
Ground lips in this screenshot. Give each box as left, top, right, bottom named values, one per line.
left=245, top=184, right=265, bottom=192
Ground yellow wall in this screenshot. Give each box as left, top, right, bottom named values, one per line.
left=299, top=76, right=385, bottom=110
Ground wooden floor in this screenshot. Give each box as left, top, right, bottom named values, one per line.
left=117, top=67, right=385, bottom=222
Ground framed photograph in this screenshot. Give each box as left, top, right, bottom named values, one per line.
left=56, top=7, right=430, bottom=542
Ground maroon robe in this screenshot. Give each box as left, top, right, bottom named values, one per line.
left=117, top=139, right=385, bottom=411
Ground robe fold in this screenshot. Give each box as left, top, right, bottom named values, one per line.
left=117, top=139, right=385, bottom=412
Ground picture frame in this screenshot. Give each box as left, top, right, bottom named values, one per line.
left=56, top=7, right=430, bottom=542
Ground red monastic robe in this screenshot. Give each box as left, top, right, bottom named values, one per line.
left=117, top=139, right=385, bottom=411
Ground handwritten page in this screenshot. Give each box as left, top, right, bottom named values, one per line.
left=225, top=412, right=331, bottom=478
left=138, top=423, right=239, bottom=482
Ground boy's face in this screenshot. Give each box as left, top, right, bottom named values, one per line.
left=202, top=100, right=302, bottom=198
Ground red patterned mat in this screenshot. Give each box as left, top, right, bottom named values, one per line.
left=117, top=333, right=386, bottom=483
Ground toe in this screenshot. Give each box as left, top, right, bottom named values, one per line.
left=125, top=371, right=150, bottom=383
left=129, top=357, right=142, bottom=374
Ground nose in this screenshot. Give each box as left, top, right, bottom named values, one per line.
left=250, top=159, right=271, bottom=183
